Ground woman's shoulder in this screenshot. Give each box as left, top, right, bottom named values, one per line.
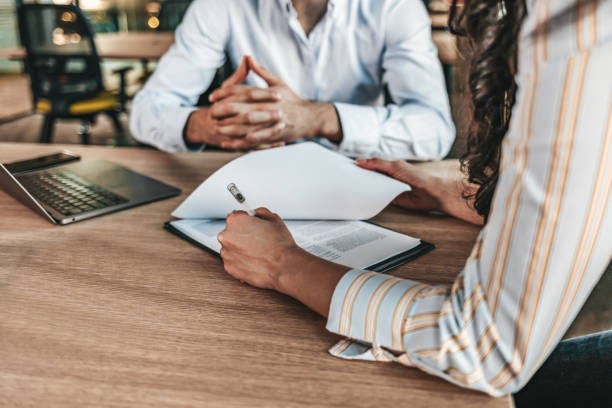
left=519, top=0, right=611, bottom=70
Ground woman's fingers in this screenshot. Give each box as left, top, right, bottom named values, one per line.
left=356, top=158, right=395, bottom=173
left=223, top=210, right=249, bottom=230
left=355, top=158, right=413, bottom=181
left=253, top=207, right=279, bottom=221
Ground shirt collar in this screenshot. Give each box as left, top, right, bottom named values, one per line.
left=277, top=0, right=341, bottom=19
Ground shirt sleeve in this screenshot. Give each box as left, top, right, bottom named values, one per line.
left=334, top=0, right=455, bottom=160
left=129, top=0, right=229, bottom=153
left=326, top=16, right=612, bottom=396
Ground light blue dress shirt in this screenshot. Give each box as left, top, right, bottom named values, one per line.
left=130, top=0, right=455, bottom=160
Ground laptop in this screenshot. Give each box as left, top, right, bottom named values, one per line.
left=0, top=154, right=181, bottom=225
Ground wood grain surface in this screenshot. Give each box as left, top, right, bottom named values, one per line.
left=0, top=143, right=511, bottom=408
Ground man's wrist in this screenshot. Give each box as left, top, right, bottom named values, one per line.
left=184, top=108, right=210, bottom=147
left=183, top=111, right=200, bottom=148
left=307, top=102, right=343, bottom=143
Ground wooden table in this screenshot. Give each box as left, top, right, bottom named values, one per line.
left=0, top=143, right=511, bottom=408
left=0, top=32, right=174, bottom=61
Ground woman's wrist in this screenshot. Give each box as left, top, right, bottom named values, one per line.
left=434, top=176, right=484, bottom=225
left=274, top=247, right=324, bottom=295
left=274, top=247, right=350, bottom=317
left=272, top=245, right=304, bottom=294
left=426, top=175, right=453, bottom=212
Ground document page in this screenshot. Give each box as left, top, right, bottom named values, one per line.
left=289, top=221, right=421, bottom=269
left=172, top=142, right=410, bottom=221
left=169, top=219, right=421, bottom=270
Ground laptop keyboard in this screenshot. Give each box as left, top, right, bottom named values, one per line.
left=18, top=169, right=128, bottom=217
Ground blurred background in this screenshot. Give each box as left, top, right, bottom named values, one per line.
left=0, top=0, right=471, bottom=156
left=0, top=0, right=196, bottom=146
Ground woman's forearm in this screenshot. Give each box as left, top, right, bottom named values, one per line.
left=275, top=248, right=350, bottom=317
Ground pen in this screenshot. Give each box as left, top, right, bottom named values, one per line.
left=227, top=183, right=256, bottom=216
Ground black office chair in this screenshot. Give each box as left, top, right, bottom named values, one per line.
left=17, top=2, right=131, bottom=145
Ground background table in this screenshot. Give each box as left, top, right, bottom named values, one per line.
left=0, top=29, right=459, bottom=65
left=0, top=32, right=174, bottom=61
left=0, top=143, right=510, bottom=407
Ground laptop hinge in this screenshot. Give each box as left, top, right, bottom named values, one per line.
left=0, top=163, right=58, bottom=224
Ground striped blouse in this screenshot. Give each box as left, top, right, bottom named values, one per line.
left=325, top=0, right=612, bottom=396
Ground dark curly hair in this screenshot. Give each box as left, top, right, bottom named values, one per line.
left=449, top=0, right=527, bottom=220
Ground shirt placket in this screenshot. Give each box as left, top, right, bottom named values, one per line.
left=285, top=3, right=320, bottom=101
left=309, top=6, right=335, bottom=101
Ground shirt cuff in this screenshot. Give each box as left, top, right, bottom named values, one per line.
left=326, top=269, right=422, bottom=352
left=165, top=106, right=205, bottom=153
left=329, top=339, right=397, bottom=362
left=333, top=103, right=381, bottom=157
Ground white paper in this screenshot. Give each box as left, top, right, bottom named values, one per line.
left=172, top=142, right=410, bottom=220
left=169, top=219, right=421, bottom=269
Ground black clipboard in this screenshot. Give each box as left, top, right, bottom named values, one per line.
left=164, top=221, right=434, bottom=273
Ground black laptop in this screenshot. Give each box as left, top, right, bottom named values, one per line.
left=0, top=152, right=180, bottom=224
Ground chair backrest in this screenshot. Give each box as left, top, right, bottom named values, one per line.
left=158, top=0, right=192, bottom=32
left=17, top=3, right=103, bottom=107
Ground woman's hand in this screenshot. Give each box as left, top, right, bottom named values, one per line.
left=356, top=158, right=484, bottom=225
left=217, top=208, right=299, bottom=290
left=218, top=208, right=350, bottom=316
left=356, top=158, right=443, bottom=212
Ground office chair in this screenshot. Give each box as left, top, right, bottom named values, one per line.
left=16, top=2, right=131, bottom=145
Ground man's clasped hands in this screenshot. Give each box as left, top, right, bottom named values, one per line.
left=184, top=56, right=342, bottom=151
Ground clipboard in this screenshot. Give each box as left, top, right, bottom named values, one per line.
left=164, top=221, right=434, bottom=273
